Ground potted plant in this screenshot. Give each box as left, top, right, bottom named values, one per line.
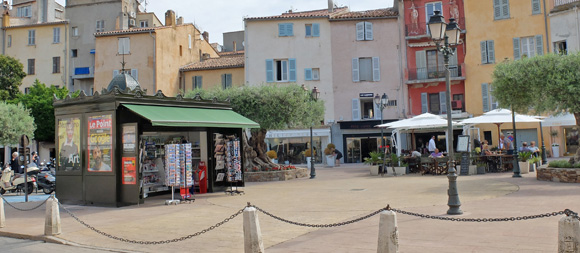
left=528, top=156, right=541, bottom=172
left=518, top=151, right=532, bottom=174
left=476, top=160, right=486, bottom=174
left=387, top=154, right=406, bottom=176
left=305, top=148, right=315, bottom=168
left=324, top=143, right=336, bottom=167
left=266, top=150, right=278, bottom=164
left=363, top=151, right=382, bottom=176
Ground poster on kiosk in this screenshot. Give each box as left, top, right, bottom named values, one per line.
left=87, top=115, right=113, bottom=172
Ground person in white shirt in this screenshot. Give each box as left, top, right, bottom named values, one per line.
left=428, top=136, right=436, bottom=154
left=411, top=150, right=422, bottom=158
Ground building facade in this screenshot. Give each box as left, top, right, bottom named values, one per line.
left=550, top=0, right=578, bottom=54
left=181, top=52, right=245, bottom=92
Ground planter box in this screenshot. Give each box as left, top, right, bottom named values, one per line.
left=476, top=166, right=486, bottom=174
left=370, top=165, right=379, bottom=176
left=468, top=165, right=477, bottom=175
left=326, top=155, right=335, bottom=167
left=537, top=167, right=580, bottom=183
left=385, top=166, right=406, bottom=176
left=244, top=168, right=309, bottom=182
left=519, top=162, right=529, bottom=174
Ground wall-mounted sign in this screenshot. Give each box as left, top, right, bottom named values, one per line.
left=359, top=93, right=374, bottom=98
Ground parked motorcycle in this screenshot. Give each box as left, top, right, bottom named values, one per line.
left=37, top=171, right=55, bottom=194
left=1, top=165, right=37, bottom=195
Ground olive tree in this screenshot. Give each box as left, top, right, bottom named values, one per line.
left=0, top=102, right=36, bottom=145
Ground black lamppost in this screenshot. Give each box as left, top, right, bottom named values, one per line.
left=428, top=10, right=463, bottom=215
left=374, top=93, right=388, bottom=175
left=511, top=107, right=522, bottom=178
left=310, top=86, right=321, bottom=179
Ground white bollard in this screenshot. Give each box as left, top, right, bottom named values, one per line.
left=0, top=198, right=5, bottom=228
left=243, top=206, right=264, bottom=253
left=559, top=215, right=580, bottom=253
left=44, top=196, right=61, bottom=236
left=377, top=210, right=398, bottom=253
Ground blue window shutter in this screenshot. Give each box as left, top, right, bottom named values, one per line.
left=439, top=91, right=447, bottom=114
left=287, top=23, right=293, bottom=36
left=226, top=74, right=232, bottom=88
left=415, top=51, right=427, bottom=79
left=487, top=40, right=495, bottom=63
left=480, top=41, right=488, bottom=64
left=513, top=38, right=521, bottom=60
left=278, top=24, right=285, bottom=36
left=198, top=76, right=203, bottom=89
left=266, top=59, right=274, bottom=82
left=532, top=0, right=541, bottom=14
left=304, top=68, right=312, bottom=81
left=289, top=58, right=296, bottom=82
left=482, top=83, right=490, bottom=112
left=352, top=58, right=359, bottom=82
left=221, top=74, right=226, bottom=89
left=372, top=57, right=380, bottom=81
left=502, top=0, right=510, bottom=19
left=352, top=98, right=360, bottom=121
left=313, top=23, right=320, bottom=37
left=421, top=93, right=428, bottom=113
left=493, top=0, right=501, bottom=19
left=535, top=35, right=543, bottom=56
left=364, top=22, right=373, bottom=41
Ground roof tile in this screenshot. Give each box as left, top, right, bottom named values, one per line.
left=181, top=55, right=244, bottom=71
left=245, top=7, right=348, bottom=21
left=330, top=8, right=398, bottom=20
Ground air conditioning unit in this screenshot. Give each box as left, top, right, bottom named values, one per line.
left=129, top=19, right=136, bottom=27
left=129, top=11, right=136, bottom=18
left=451, top=100, right=463, bottom=109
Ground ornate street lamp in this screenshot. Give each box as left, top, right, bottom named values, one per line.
left=310, top=86, right=320, bottom=179
left=374, top=93, right=388, bottom=176
left=428, top=10, right=462, bottom=215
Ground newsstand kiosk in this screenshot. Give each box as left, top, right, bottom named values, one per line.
left=54, top=84, right=258, bottom=207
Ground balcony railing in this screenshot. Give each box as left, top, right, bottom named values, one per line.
left=405, top=17, right=465, bottom=37
left=407, top=65, right=462, bottom=81
left=554, top=0, right=580, bottom=7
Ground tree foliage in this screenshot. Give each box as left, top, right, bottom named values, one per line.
left=10, top=80, right=78, bottom=142
left=0, top=102, right=36, bottom=145
left=0, top=55, right=26, bottom=100
left=492, top=53, right=580, bottom=125
left=184, top=84, right=325, bottom=131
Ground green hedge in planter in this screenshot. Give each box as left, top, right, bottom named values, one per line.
left=548, top=160, right=580, bottom=168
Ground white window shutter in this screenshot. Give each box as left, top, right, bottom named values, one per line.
left=266, top=59, right=274, bottom=82
left=480, top=41, right=488, bottom=64
left=374, top=100, right=381, bottom=120
left=439, top=91, right=447, bottom=114
left=113, top=70, right=119, bottom=78
left=125, top=38, right=130, bottom=54
left=415, top=51, right=427, bottom=79
left=513, top=37, right=521, bottom=60
left=421, top=93, right=428, bottom=113
left=535, top=35, right=544, bottom=56
left=364, top=22, right=373, bottom=40
left=352, top=58, right=360, bottom=82
left=482, top=83, right=490, bottom=112
left=356, top=22, right=365, bottom=41
left=131, top=69, right=138, bottom=81
left=372, top=57, right=380, bottom=81
left=312, top=69, right=319, bottom=80
left=487, top=40, right=495, bottom=63
left=305, top=68, right=312, bottom=81
left=352, top=98, right=361, bottom=121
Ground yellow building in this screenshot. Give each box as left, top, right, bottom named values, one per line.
left=464, top=0, right=550, bottom=150
left=93, top=11, right=218, bottom=96
left=180, top=52, right=245, bottom=92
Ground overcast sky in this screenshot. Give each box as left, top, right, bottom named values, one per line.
left=54, top=0, right=394, bottom=45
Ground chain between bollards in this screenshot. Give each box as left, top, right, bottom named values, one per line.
left=1, top=194, right=50, bottom=211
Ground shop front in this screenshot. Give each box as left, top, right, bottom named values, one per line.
left=335, top=120, right=396, bottom=164
left=265, top=128, right=331, bottom=165
left=54, top=87, right=259, bottom=206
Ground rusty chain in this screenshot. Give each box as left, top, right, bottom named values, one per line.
left=1, top=195, right=50, bottom=211
left=390, top=208, right=580, bottom=222
left=57, top=201, right=245, bottom=245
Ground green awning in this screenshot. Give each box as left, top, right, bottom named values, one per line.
left=123, top=104, right=260, bottom=128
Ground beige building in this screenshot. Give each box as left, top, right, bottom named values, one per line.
left=1, top=0, right=68, bottom=90
left=181, top=52, right=244, bottom=92
left=94, top=11, right=218, bottom=95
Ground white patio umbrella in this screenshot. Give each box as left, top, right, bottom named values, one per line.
left=376, top=113, right=460, bottom=129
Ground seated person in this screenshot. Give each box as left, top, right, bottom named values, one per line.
left=411, top=150, right=422, bottom=158
left=529, top=141, right=540, bottom=156
left=519, top=142, right=531, bottom=152
left=481, top=140, right=492, bottom=155
left=430, top=148, right=443, bottom=158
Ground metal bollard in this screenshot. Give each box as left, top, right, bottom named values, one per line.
left=0, top=197, right=5, bottom=228
left=377, top=210, right=398, bottom=253
left=559, top=215, right=580, bottom=253
left=44, top=195, right=61, bottom=236
left=243, top=206, right=264, bottom=253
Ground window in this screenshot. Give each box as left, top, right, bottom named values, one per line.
left=17, top=6, right=31, bottom=17
left=484, top=131, right=493, bottom=145
left=96, top=20, right=105, bottom=32
left=179, top=45, right=183, bottom=56
left=71, top=49, right=78, bottom=58
left=554, top=41, right=567, bottom=55
left=532, top=0, right=541, bottom=14
left=27, top=59, right=35, bottom=75
left=55, top=9, right=63, bottom=19
left=278, top=23, right=294, bottom=37
left=493, top=0, right=510, bottom=20
left=481, top=83, right=499, bottom=112
left=420, top=92, right=447, bottom=114
left=514, top=35, right=543, bottom=60
left=355, top=22, right=373, bottom=41
left=72, top=27, right=79, bottom=37
left=480, top=40, right=495, bottom=64
left=52, top=57, right=60, bottom=73
left=28, top=30, right=35, bottom=45
left=222, top=74, right=232, bottom=89
left=53, top=28, right=61, bottom=43
left=24, top=87, right=30, bottom=94
left=7, top=35, right=11, bottom=47
left=118, top=37, right=130, bottom=55
left=305, top=23, right=320, bottom=37
left=452, top=94, right=465, bottom=112
left=352, top=57, right=380, bottom=82
left=361, top=99, right=374, bottom=119
left=351, top=97, right=395, bottom=121
left=192, top=76, right=202, bottom=90
left=304, top=68, right=320, bottom=81
left=140, top=20, right=148, bottom=28
left=131, top=69, right=138, bottom=81
left=425, top=2, right=443, bottom=32
left=266, top=58, right=296, bottom=82
left=188, top=34, right=192, bottom=49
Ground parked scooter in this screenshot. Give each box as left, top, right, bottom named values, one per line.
left=1, top=164, right=37, bottom=195
left=37, top=170, right=55, bottom=194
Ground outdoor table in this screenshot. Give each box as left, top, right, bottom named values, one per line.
left=402, top=156, right=421, bottom=173
left=484, top=154, right=514, bottom=172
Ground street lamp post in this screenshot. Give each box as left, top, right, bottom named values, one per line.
left=310, top=86, right=321, bottom=179
left=374, top=93, right=388, bottom=176
left=428, top=10, right=463, bottom=215
left=539, top=121, right=547, bottom=165
left=511, top=107, right=522, bottom=177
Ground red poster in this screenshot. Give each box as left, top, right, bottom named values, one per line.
left=122, top=157, right=137, bottom=185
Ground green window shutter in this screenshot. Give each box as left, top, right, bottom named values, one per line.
left=305, top=68, right=312, bottom=80
left=493, top=0, right=501, bottom=19
left=535, top=34, right=544, bottom=56
left=482, top=83, right=490, bottom=112
left=513, top=38, right=521, bottom=60
left=532, top=0, right=541, bottom=14
left=480, top=41, right=488, bottom=64
left=352, top=58, right=359, bottom=82
left=487, top=40, right=495, bottom=63
left=415, top=50, right=427, bottom=79
left=421, top=93, right=428, bottom=113
left=313, top=23, right=320, bottom=37
left=439, top=91, right=447, bottom=114
left=266, top=59, right=274, bottom=82
left=289, top=58, right=296, bottom=82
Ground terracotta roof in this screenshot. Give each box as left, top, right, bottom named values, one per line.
left=181, top=55, right=244, bottom=71
left=245, top=7, right=348, bottom=21
left=4, top=20, right=68, bottom=29
left=218, top=51, right=244, bottom=57
left=94, top=24, right=195, bottom=37
left=330, top=8, right=398, bottom=20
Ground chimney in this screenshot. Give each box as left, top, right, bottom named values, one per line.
left=202, top=53, right=210, bottom=61
left=176, top=16, right=183, bottom=25
left=202, top=31, right=209, bottom=42
left=328, top=0, right=334, bottom=13
left=165, top=10, right=176, bottom=27
left=233, top=41, right=237, bottom=53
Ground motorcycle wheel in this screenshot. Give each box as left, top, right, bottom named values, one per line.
left=0, top=188, right=5, bottom=195
left=43, top=187, right=54, bottom=194
left=25, top=183, right=34, bottom=195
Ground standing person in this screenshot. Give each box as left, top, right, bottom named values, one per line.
left=31, top=151, right=39, bottom=166
left=334, top=149, right=343, bottom=167
left=89, top=146, right=111, bottom=172
left=10, top=152, right=21, bottom=173
left=428, top=136, right=437, bottom=154
left=60, top=119, right=80, bottom=170
left=500, top=134, right=513, bottom=154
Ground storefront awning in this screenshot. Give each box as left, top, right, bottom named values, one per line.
left=123, top=104, right=260, bottom=128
